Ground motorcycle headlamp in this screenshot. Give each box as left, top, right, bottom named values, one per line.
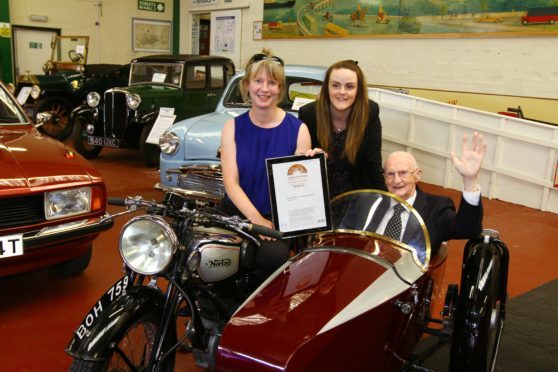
left=31, top=85, right=41, bottom=99
left=86, top=92, right=101, bottom=108
left=159, top=131, right=180, bottom=155
left=127, top=93, right=141, bottom=110
left=119, top=215, right=177, bottom=275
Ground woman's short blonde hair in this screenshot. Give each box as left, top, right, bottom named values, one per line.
left=239, top=48, right=286, bottom=103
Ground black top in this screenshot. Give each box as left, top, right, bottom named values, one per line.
left=299, top=99, right=386, bottom=198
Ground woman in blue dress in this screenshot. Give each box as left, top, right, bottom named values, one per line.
left=220, top=50, right=311, bottom=285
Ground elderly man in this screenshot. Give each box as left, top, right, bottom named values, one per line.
left=380, top=132, right=487, bottom=255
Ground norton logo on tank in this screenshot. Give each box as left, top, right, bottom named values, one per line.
left=206, top=258, right=232, bottom=268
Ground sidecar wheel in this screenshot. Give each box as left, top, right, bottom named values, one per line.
left=449, top=245, right=503, bottom=372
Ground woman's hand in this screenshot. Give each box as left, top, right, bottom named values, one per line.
left=303, top=147, right=327, bottom=158
left=250, top=215, right=276, bottom=241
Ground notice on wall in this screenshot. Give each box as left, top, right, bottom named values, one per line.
left=214, top=16, right=235, bottom=53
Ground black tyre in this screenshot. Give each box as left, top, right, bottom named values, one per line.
left=69, top=314, right=174, bottom=372
left=35, top=96, right=74, bottom=140
left=140, top=124, right=161, bottom=167
left=51, top=246, right=92, bottom=277
left=72, top=116, right=102, bottom=159
left=449, top=244, right=502, bottom=372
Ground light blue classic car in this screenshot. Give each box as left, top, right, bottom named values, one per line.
left=158, top=65, right=326, bottom=200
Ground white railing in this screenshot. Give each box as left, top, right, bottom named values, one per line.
left=369, top=88, right=558, bottom=213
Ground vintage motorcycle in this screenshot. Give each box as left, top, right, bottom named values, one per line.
left=66, top=183, right=509, bottom=371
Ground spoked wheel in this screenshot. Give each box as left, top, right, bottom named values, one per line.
left=35, top=97, right=74, bottom=140
left=69, top=315, right=174, bottom=372
left=449, top=244, right=504, bottom=372
left=72, top=116, right=102, bottom=158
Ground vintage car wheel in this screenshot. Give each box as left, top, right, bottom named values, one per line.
left=35, top=96, right=74, bottom=140
left=140, top=124, right=161, bottom=167
left=72, top=117, right=102, bottom=159
left=449, top=243, right=503, bottom=372
left=51, top=246, right=92, bottom=277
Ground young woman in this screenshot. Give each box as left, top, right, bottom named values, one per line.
left=220, top=50, right=311, bottom=284
left=299, top=60, right=386, bottom=198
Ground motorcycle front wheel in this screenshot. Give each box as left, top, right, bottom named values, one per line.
left=69, top=314, right=174, bottom=372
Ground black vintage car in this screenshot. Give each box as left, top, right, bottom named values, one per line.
left=71, top=54, right=235, bottom=166
left=16, top=35, right=129, bottom=140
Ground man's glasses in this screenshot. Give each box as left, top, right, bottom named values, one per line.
left=384, top=168, right=419, bottom=180
left=249, top=53, right=284, bottom=66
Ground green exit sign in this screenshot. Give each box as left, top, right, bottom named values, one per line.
left=138, top=0, right=165, bottom=12
left=29, top=42, right=43, bottom=49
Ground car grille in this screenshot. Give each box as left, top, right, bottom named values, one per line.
left=103, top=91, right=128, bottom=138
left=177, top=166, right=225, bottom=203
left=0, top=195, right=44, bottom=229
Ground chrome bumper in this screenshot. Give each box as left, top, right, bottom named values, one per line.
left=22, top=213, right=114, bottom=248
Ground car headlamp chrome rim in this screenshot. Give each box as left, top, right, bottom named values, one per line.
left=44, top=187, right=91, bottom=220
left=159, top=131, right=180, bottom=155
left=86, top=92, right=101, bottom=107
left=127, top=93, right=141, bottom=110
left=31, top=85, right=41, bottom=99
left=119, top=215, right=177, bottom=275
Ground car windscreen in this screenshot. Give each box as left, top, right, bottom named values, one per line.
left=0, top=86, right=29, bottom=124
left=223, top=76, right=322, bottom=111
left=129, top=62, right=183, bottom=87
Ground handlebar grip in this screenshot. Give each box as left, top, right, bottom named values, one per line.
left=248, top=224, right=283, bottom=240
left=108, top=197, right=127, bottom=206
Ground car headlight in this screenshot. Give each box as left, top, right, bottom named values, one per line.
left=127, top=93, right=141, bottom=110
left=159, top=131, right=180, bottom=155
left=31, top=85, right=41, bottom=99
left=70, top=79, right=83, bottom=91
left=86, top=92, right=101, bottom=107
left=44, top=187, right=91, bottom=220
left=119, top=215, right=177, bottom=275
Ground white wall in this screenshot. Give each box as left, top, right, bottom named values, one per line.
left=9, top=0, right=174, bottom=65
left=184, top=1, right=558, bottom=102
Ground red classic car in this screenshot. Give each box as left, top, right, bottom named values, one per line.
left=0, top=81, right=113, bottom=277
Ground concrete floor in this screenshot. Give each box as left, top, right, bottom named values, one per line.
left=0, top=146, right=557, bottom=371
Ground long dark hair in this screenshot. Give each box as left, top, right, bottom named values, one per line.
left=315, top=60, right=369, bottom=164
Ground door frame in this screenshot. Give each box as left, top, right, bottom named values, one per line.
left=11, top=25, right=60, bottom=80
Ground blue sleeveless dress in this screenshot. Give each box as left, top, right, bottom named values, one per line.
left=232, top=110, right=302, bottom=217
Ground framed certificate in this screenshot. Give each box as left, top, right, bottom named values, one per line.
left=266, top=153, right=331, bottom=237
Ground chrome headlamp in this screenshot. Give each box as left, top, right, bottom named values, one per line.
left=44, top=187, right=91, bottom=220
left=127, top=93, right=141, bottom=110
left=31, top=85, right=41, bottom=99
left=159, top=131, right=180, bottom=155
left=86, top=92, right=101, bottom=107
left=119, top=215, right=177, bottom=275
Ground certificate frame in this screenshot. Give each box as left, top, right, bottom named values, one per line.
left=266, top=153, right=331, bottom=238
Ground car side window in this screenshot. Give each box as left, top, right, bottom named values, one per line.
left=223, top=79, right=248, bottom=107
left=210, top=65, right=225, bottom=89
left=186, top=65, right=207, bottom=89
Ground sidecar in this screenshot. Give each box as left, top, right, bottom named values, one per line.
left=214, top=190, right=509, bottom=371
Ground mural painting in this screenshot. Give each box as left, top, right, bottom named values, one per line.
left=262, top=0, right=558, bottom=38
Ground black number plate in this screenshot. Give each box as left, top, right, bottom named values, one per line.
left=87, top=136, right=120, bottom=147
left=74, top=275, right=132, bottom=340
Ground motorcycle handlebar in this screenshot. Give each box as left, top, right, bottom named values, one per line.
left=246, top=223, right=283, bottom=240
left=108, top=197, right=127, bottom=206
